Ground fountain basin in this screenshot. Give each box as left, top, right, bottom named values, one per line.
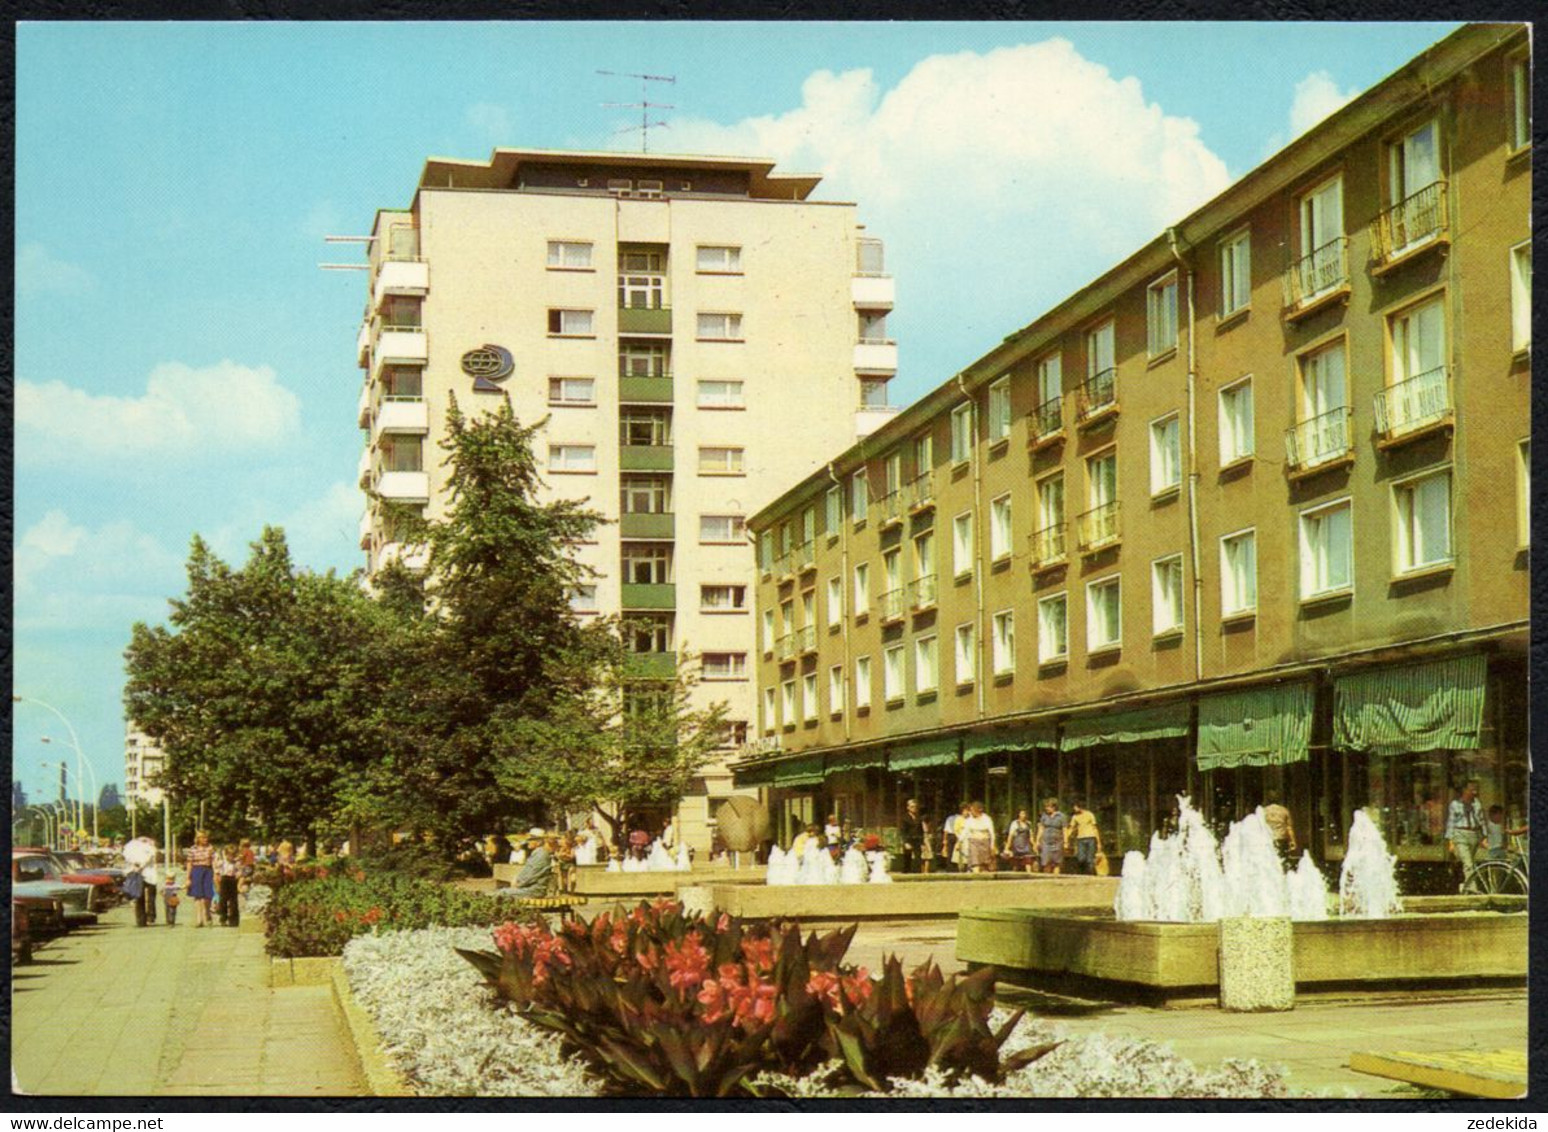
left=957, top=896, right=1526, bottom=1002
left=711, top=874, right=1119, bottom=922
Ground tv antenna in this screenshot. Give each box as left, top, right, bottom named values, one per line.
left=599, top=70, right=676, bottom=154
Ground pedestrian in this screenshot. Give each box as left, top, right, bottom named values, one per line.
left=960, top=801, right=997, bottom=874
left=142, top=852, right=161, bottom=925
left=503, top=830, right=554, bottom=899
left=1066, top=800, right=1102, bottom=876
left=1445, top=780, right=1485, bottom=882
left=1037, top=798, right=1067, bottom=874
left=218, top=844, right=242, bottom=927
left=185, top=830, right=217, bottom=928
left=557, top=831, right=578, bottom=893
left=1260, top=791, right=1298, bottom=868
left=123, top=861, right=149, bottom=927
left=1004, top=808, right=1036, bottom=873
left=899, top=799, right=925, bottom=874
left=918, top=817, right=936, bottom=874
left=162, top=865, right=181, bottom=926
left=1483, top=804, right=1509, bottom=861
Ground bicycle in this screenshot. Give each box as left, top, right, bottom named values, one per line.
left=1460, top=831, right=1529, bottom=897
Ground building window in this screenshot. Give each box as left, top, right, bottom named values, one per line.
left=1512, top=56, right=1531, bottom=151
left=1512, top=242, right=1532, bottom=353
left=852, top=469, right=869, bottom=522
left=915, top=635, right=939, bottom=695
left=761, top=608, right=775, bottom=654
left=1294, top=175, right=1345, bottom=302
left=884, top=450, right=903, bottom=497
left=1147, top=272, right=1179, bottom=357
left=801, top=506, right=816, bottom=548
left=801, top=588, right=816, bottom=633
left=912, top=529, right=934, bottom=582
left=859, top=377, right=891, bottom=409
left=853, top=561, right=871, bottom=616
left=915, top=433, right=934, bottom=480
left=955, top=623, right=976, bottom=685
left=380, top=435, right=423, bottom=472
left=990, top=494, right=1012, bottom=562
left=620, top=342, right=669, bottom=378
left=569, top=585, right=598, bottom=614
left=858, top=310, right=890, bottom=343
left=1152, top=555, right=1184, bottom=636
left=763, top=687, right=777, bottom=735
left=1086, top=576, right=1122, bottom=652
left=780, top=598, right=794, bottom=635
left=826, top=576, right=843, bottom=627
left=698, top=446, right=745, bottom=475
left=701, top=585, right=747, bottom=612
left=696, top=245, right=742, bottom=273
left=1299, top=500, right=1353, bottom=600
left=884, top=644, right=906, bottom=702
left=697, top=312, right=743, bottom=341
left=951, top=402, right=974, bottom=464
left=697, top=380, right=745, bottom=409
left=546, top=240, right=593, bottom=269
left=782, top=680, right=797, bottom=726
left=699, top=515, right=746, bottom=544
left=703, top=653, right=748, bottom=681
left=952, top=511, right=974, bottom=577
left=621, top=477, right=671, bottom=515
left=1149, top=413, right=1181, bottom=495
left=1220, top=228, right=1251, bottom=317
left=987, top=376, right=1012, bottom=443
left=1034, top=353, right=1062, bottom=434
left=1035, top=473, right=1064, bottom=554
left=1518, top=439, right=1531, bottom=548
left=828, top=665, right=845, bottom=717
left=991, top=610, right=1015, bottom=676
left=1383, top=296, right=1448, bottom=435
left=547, top=309, right=595, bottom=337
left=1086, top=319, right=1116, bottom=394
left=855, top=655, right=872, bottom=710
left=1037, top=592, right=1069, bottom=664
left=1292, top=341, right=1349, bottom=468
left=1220, top=529, right=1258, bottom=617
left=803, top=672, right=819, bottom=722
left=548, top=444, right=596, bottom=473
left=882, top=547, right=901, bottom=601
left=758, top=531, right=774, bottom=574
left=1219, top=377, right=1255, bottom=465
left=1387, top=119, right=1441, bottom=225
left=825, top=485, right=842, bottom=537
left=1392, top=468, right=1453, bottom=575
left=548, top=377, right=596, bottom=406
left=623, top=543, right=672, bottom=584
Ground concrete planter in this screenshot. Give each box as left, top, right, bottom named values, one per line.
left=712, top=875, right=1119, bottom=922
left=331, top=962, right=414, bottom=1096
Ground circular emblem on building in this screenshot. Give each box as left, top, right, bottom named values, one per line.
left=461, top=344, right=515, bottom=391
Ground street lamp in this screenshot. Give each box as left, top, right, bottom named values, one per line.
left=42, top=736, right=99, bottom=844
left=25, top=805, right=54, bottom=848
left=14, top=694, right=95, bottom=845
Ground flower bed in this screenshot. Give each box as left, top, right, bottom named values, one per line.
left=265, top=874, right=508, bottom=958
left=343, top=922, right=1293, bottom=1099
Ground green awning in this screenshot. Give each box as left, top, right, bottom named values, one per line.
left=731, top=761, right=776, bottom=788
left=889, top=736, right=961, bottom=771
left=1061, top=702, right=1190, bottom=751
left=774, top=754, right=826, bottom=788
left=1334, top=654, right=1486, bottom=757
left=1197, top=682, right=1314, bottom=770
left=963, top=724, right=1058, bottom=762
left=824, top=747, right=887, bottom=774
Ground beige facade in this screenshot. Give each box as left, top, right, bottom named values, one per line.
left=739, top=24, right=1529, bottom=879
left=354, top=150, right=898, bottom=851
left=124, top=725, right=165, bottom=808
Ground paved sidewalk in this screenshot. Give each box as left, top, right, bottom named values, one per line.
left=13, top=902, right=366, bottom=1096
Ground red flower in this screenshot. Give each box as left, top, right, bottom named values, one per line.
left=806, top=970, right=841, bottom=1010
left=316, top=867, right=330, bottom=880
left=716, top=912, right=731, bottom=932
left=739, top=936, right=775, bottom=973
left=696, top=978, right=729, bottom=1024
left=333, top=910, right=348, bottom=923
left=663, top=934, right=711, bottom=993
left=842, top=969, right=874, bottom=1007
left=635, top=944, right=659, bottom=972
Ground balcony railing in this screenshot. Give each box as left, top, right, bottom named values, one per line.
left=776, top=634, right=796, bottom=662
left=1285, top=236, right=1349, bottom=310
left=908, top=573, right=938, bottom=611
left=619, top=511, right=675, bottom=539
left=1030, top=394, right=1063, bottom=441
left=618, top=306, right=673, bottom=335
left=879, top=587, right=906, bottom=623
left=621, top=582, right=676, bottom=610
left=1371, top=181, right=1448, bottom=265
left=624, top=652, right=677, bottom=681
left=1373, top=367, right=1451, bottom=441
left=775, top=551, right=795, bottom=578
left=907, top=471, right=935, bottom=512
left=796, top=625, right=817, bottom=654
left=618, top=375, right=674, bottom=403
left=794, top=540, right=816, bottom=572
left=1030, top=522, right=1066, bottom=566
left=619, top=444, right=673, bottom=471
left=875, top=490, right=905, bottom=527
left=1076, top=368, right=1117, bottom=423
left=1076, top=501, right=1120, bottom=553
left=1284, top=406, right=1353, bottom=470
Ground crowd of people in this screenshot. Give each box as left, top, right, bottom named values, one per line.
left=895, top=798, right=1107, bottom=875
left=120, top=832, right=279, bottom=929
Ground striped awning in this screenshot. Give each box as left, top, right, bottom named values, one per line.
left=1061, top=702, right=1190, bottom=751
left=1334, top=654, right=1486, bottom=757
left=824, top=747, right=888, bottom=774
left=889, top=736, right=961, bottom=771
left=732, top=761, right=777, bottom=787
left=1197, top=681, right=1314, bottom=770
left=773, top=754, right=826, bottom=788
left=963, top=723, right=1058, bottom=762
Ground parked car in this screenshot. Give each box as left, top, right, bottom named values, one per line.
left=14, top=848, right=123, bottom=905
left=13, top=894, right=67, bottom=939
left=11, top=854, right=98, bottom=926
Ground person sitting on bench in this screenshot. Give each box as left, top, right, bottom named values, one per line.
left=502, top=828, right=555, bottom=899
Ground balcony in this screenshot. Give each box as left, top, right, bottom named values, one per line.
left=775, top=551, right=795, bottom=580
left=1076, top=368, right=1118, bottom=425
left=879, top=587, right=906, bottom=624
left=1373, top=367, right=1451, bottom=445
left=625, top=652, right=678, bottom=681
left=620, top=444, right=673, bottom=472
left=851, top=274, right=895, bottom=310
left=776, top=634, right=796, bottom=662
left=1371, top=181, right=1448, bottom=270
left=357, top=447, right=371, bottom=489
left=854, top=406, right=899, bottom=437
left=621, top=582, right=676, bottom=610
left=374, top=396, right=429, bottom=434
left=618, top=375, right=674, bottom=403
left=377, top=541, right=429, bottom=572
left=854, top=339, right=899, bottom=373
left=618, top=306, right=672, bottom=335
left=373, top=259, right=429, bottom=308
left=907, top=471, right=935, bottom=513
left=375, top=325, right=428, bottom=368
left=357, top=383, right=371, bottom=429
left=794, top=540, right=816, bottom=573
left=1029, top=395, right=1064, bottom=445
left=619, top=511, right=674, bottom=539
left=356, top=321, right=370, bottom=368
left=375, top=470, right=430, bottom=502
left=796, top=625, right=818, bottom=655
left=358, top=510, right=373, bottom=550
left=1284, top=237, right=1350, bottom=318
left=908, top=573, right=938, bottom=611
left=875, top=490, right=905, bottom=529
left=1029, top=522, right=1066, bottom=568
left=1284, top=406, right=1354, bottom=474
left=1076, top=501, right=1120, bottom=554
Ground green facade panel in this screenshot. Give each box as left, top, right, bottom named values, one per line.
left=619, top=512, right=675, bottom=539
left=1197, top=681, right=1314, bottom=770
left=1333, top=653, right=1486, bottom=757
left=620, top=582, right=676, bottom=610
left=624, top=652, right=677, bottom=680
left=618, top=375, right=674, bottom=403
left=620, top=445, right=674, bottom=471
left=618, top=307, right=673, bottom=335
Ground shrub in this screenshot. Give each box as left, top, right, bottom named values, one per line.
left=457, top=899, right=1055, bottom=1097
left=266, top=873, right=509, bottom=958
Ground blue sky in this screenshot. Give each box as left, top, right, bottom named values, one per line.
left=13, top=20, right=1461, bottom=809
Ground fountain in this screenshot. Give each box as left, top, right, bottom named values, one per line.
left=866, top=848, right=892, bottom=884
left=1338, top=809, right=1402, bottom=919
left=839, top=846, right=868, bottom=885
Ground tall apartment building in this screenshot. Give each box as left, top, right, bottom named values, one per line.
left=735, top=24, right=1530, bottom=882
left=354, top=149, right=898, bottom=850
left=124, top=725, right=166, bottom=808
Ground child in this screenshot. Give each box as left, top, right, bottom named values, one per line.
left=1484, top=804, right=1509, bottom=860
left=162, top=866, right=181, bottom=926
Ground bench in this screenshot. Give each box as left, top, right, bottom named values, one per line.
left=509, top=894, right=589, bottom=913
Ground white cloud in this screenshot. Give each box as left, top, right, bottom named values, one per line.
left=14, top=511, right=186, bottom=631
left=467, top=101, right=516, bottom=142
left=17, top=360, right=302, bottom=461
left=204, top=479, right=365, bottom=577
left=20, top=510, right=88, bottom=559
left=16, top=242, right=95, bottom=296
left=1289, top=71, right=1360, bottom=138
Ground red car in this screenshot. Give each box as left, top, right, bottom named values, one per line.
left=14, top=848, right=122, bottom=901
